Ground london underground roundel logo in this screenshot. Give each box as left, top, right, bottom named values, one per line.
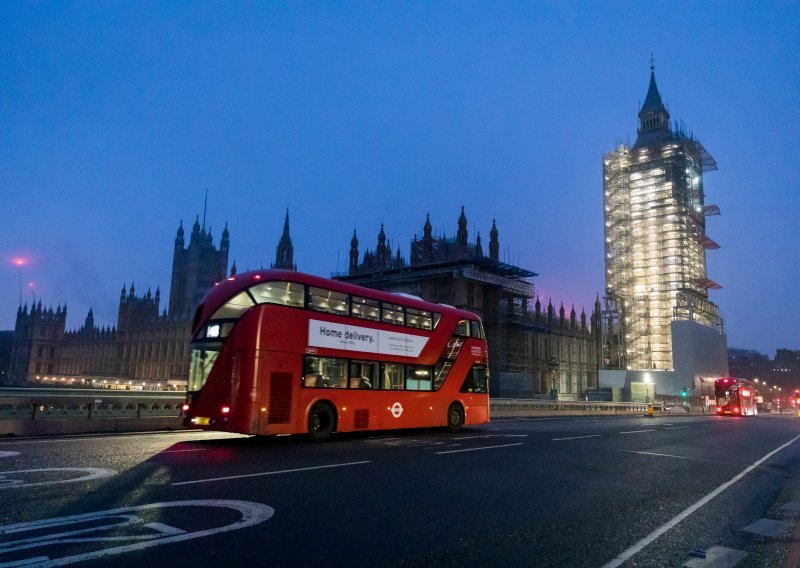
left=390, top=402, right=403, bottom=418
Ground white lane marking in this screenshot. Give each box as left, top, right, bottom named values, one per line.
left=453, top=434, right=528, bottom=440
left=662, top=423, right=674, bottom=426
left=617, top=450, right=691, bottom=460
left=665, top=426, right=688, bottom=430
left=0, top=451, right=20, bottom=458
left=0, top=500, right=273, bottom=566
left=160, top=449, right=207, bottom=454
left=601, top=432, right=800, bottom=568
left=552, top=435, right=602, bottom=441
left=619, top=429, right=655, bottom=434
left=435, top=443, right=524, bottom=455
left=171, top=461, right=370, bottom=486
left=0, top=468, right=116, bottom=489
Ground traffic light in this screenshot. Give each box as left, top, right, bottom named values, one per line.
left=681, top=388, right=688, bottom=398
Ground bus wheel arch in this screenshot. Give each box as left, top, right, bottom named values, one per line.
left=307, top=401, right=337, bottom=442
left=447, top=402, right=465, bottom=433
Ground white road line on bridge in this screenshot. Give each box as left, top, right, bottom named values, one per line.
left=619, top=429, right=655, bottom=434
left=171, top=461, right=371, bottom=486
left=601, top=432, right=800, bottom=568
left=454, top=434, right=528, bottom=440
left=665, top=426, right=689, bottom=430
left=435, top=443, right=524, bottom=455
left=160, top=449, right=207, bottom=453
left=552, top=435, right=602, bottom=441
left=617, top=450, right=691, bottom=460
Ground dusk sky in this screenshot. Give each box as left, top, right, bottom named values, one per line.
left=2, top=3, right=798, bottom=356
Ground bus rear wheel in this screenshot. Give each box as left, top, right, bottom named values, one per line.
left=447, top=403, right=464, bottom=433
left=308, top=402, right=336, bottom=442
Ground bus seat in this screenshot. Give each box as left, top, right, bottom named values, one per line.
left=349, top=378, right=362, bottom=389
left=336, top=377, right=348, bottom=388
left=304, top=374, right=319, bottom=387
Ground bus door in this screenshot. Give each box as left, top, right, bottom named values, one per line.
left=256, top=350, right=295, bottom=435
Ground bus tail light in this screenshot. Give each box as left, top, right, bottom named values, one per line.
left=182, top=404, right=190, bottom=413
left=221, top=406, right=231, bottom=414
left=734, top=407, right=740, bottom=413
left=716, top=407, right=722, bottom=413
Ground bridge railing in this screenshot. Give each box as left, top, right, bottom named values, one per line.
left=0, top=387, right=186, bottom=436
left=490, top=398, right=651, bottom=416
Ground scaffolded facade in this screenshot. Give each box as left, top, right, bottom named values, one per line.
left=603, top=65, right=722, bottom=371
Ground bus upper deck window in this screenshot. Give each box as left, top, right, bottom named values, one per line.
left=308, top=287, right=349, bottom=315
left=249, top=281, right=304, bottom=307
left=352, top=296, right=380, bottom=321
left=211, top=291, right=255, bottom=320
left=406, top=307, right=433, bottom=330
left=381, top=303, right=405, bottom=326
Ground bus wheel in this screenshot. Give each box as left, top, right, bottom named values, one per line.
left=447, top=403, right=464, bottom=433
left=308, top=402, right=336, bottom=442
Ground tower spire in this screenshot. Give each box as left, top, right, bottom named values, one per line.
left=202, top=189, right=208, bottom=231
left=635, top=57, right=671, bottom=147
left=272, top=208, right=296, bottom=270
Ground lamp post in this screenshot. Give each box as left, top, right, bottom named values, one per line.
left=643, top=374, right=652, bottom=404
left=14, top=258, right=26, bottom=305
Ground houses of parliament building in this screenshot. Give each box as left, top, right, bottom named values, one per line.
left=8, top=208, right=601, bottom=398
left=8, top=216, right=236, bottom=389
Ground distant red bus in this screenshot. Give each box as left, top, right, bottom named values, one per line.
left=183, top=270, right=490, bottom=441
left=715, top=377, right=757, bottom=416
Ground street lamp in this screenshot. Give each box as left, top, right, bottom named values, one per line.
left=643, top=374, right=652, bottom=403
left=13, top=258, right=26, bottom=305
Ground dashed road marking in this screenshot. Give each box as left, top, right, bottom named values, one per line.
left=160, top=449, right=207, bottom=454
left=435, top=443, right=524, bottom=455
left=0, top=451, right=20, bottom=459
left=172, top=460, right=370, bottom=486
left=666, top=426, right=689, bottom=430
left=620, top=429, right=655, bottom=434
left=618, top=450, right=691, bottom=460
left=552, top=435, right=602, bottom=441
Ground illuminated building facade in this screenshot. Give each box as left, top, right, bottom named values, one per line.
left=338, top=208, right=602, bottom=398
left=603, top=63, right=723, bottom=372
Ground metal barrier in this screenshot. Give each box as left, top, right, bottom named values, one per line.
left=0, top=388, right=186, bottom=436
left=0, top=387, right=184, bottom=421
left=490, top=398, right=650, bottom=416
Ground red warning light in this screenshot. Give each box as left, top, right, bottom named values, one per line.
left=221, top=405, right=231, bottom=414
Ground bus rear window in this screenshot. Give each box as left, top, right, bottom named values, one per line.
left=454, top=319, right=469, bottom=336
left=470, top=320, right=485, bottom=339
left=249, top=281, right=304, bottom=307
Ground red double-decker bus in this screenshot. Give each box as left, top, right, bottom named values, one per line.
left=183, top=270, right=490, bottom=441
left=715, top=377, right=757, bottom=416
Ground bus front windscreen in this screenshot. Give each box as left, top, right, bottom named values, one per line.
left=188, top=343, right=222, bottom=392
